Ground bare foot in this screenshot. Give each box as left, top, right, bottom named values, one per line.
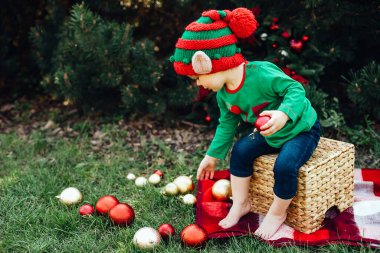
left=218, top=201, right=251, bottom=229
left=254, top=213, right=287, bottom=240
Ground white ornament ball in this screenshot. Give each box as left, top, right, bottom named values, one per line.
left=164, top=183, right=179, bottom=196
left=182, top=193, right=197, bottom=205
left=135, top=177, right=148, bottom=187
left=212, top=179, right=232, bottom=202
left=260, top=33, right=268, bottom=41
left=127, top=173, right=136, bottom=180
left=148, top=174, right=161, bottom=185
left=56, top=187, right=83, bottom=205
left=173, top=175, right=194, bottom=194
left=133, top=227, right=162, bottom=249
left=280, top=50, right=289, bottom=57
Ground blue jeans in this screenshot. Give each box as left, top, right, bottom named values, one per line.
left=230, top=120, right=321, bottom=199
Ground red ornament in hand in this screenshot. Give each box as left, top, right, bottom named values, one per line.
left=158, top=223, right=175, bottom=239
left=109, top=203, right=135, bottom=226
left=255, top=115, right=271, bottom=130
left=96, top=195, right=119, bottom=215
left=79, top=204, right=95, bottom=216
left=180, top=224, right=208, bottom=248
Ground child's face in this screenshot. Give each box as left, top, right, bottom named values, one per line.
left=190, top=72, right=226, bottom=92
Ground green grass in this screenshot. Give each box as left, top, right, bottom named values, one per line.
left=0, top=125, right=376, bottom=253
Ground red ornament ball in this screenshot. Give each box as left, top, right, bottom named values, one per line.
left=180, top=224, right=208, bottom=248
left=272, top=43, right=278, bottom=49
left=158, top=223, right=176, bottom=239
left=302, top=35, right=309, bottom=41
left=96, top=195, right=119, bottom=215
left=255, top=115, right=271, bottom=130
left=79, top=204, right=95, bottom=216
left=290, top=39, right=303, bottom=53
left=282, top=31, right=291, bottom=39
left=109, top=203, right=135, bottom=226
left=205, top=115, right=211, bottom=122
left=270, top=24, right=279, bottom=30
left=272, top=17, right=279, bottom=23
left=154, top=169, right=164, bottom=178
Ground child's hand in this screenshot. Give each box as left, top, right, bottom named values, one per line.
left=259, top=110, right=289, bottom=136
left=197, top=155, right=218, bottom=180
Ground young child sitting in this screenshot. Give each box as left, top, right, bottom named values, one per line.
left=170, top=8, right=321, bottom=239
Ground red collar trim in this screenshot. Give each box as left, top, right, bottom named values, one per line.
left=225, top=63, right=246, bottom=94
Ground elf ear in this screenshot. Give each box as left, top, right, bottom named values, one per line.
left=192, top=51, right=212, bottom=74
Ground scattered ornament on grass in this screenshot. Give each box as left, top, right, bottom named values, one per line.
left=181, top=194, right=197, bottom=205
left=173, top=175, right=194, bottom=194
left=180, top=224, right=208, bottom=248
left=157, top=223, right=175, bottom=240
left=163, top=182, right=179, bottom=196
left=135, top=176, right=148, bottom=187
left=127, top=173, right=136, bottom=181
left=79, top=204, right=95, bottom=216
left=249, top=115, right=271, bottom=139
left=148, top=174, right=161, bottom=185
left=133, top=227, right=162, bottom=249
left=96, top=195, right=119, bottom=215
left=212, top=179, right=232, bottom=202
left=154, top=169, right=164, bottom=178
left=109, top=203, right=135, bottom=226
left=56, top=187, right=83, bottom=205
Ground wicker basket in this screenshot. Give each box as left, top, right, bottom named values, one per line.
left=249, top=137, right=355, bottom=234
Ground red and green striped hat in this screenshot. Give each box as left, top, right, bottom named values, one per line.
left=171, top=8, right=258, bottom=76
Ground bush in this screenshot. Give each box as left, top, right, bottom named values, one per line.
left=32, top=3, right=162, bottom=115
left=343, top=61, right=380, bottom=122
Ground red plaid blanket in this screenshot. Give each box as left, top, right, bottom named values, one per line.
left=196, top=169, right=380, bottom=248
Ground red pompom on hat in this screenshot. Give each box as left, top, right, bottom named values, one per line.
left=229, top=8, right=258, bottom=38
left=170, top=8, right=258, bottom=76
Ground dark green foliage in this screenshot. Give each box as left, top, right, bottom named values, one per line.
left=33, top=3, right=162, bottom=114
left=343, top=61, right=380, bottom=122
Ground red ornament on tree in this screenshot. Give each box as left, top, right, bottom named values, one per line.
left=290, top=39, right=303, bottom=53
left=270, top=24, right=279, bottom=30
left=195, top=86, right=210, bottom=102
left=205, top=115, right=211, bottom=123
left=251, top=6, right=261, bottom=17
left=281, top=31, right=291, bottom=39
left=272, top=17, right=279, bottom=23
left=291, top=75, right=309, bottom=87
left=272, top=43, right=278, bottom=49
left=302, top=35, right=309, bottom=41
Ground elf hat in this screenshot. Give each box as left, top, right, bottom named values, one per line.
left=170, top=8, right=258, bottom=76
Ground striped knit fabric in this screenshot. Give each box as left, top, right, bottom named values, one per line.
left=171, top=8, right=258, bottom=76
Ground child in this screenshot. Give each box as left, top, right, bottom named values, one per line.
left=170, top=8, right=321, bottom=239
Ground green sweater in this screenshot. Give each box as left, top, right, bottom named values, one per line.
left=206, top=61, right=317, bottom=160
